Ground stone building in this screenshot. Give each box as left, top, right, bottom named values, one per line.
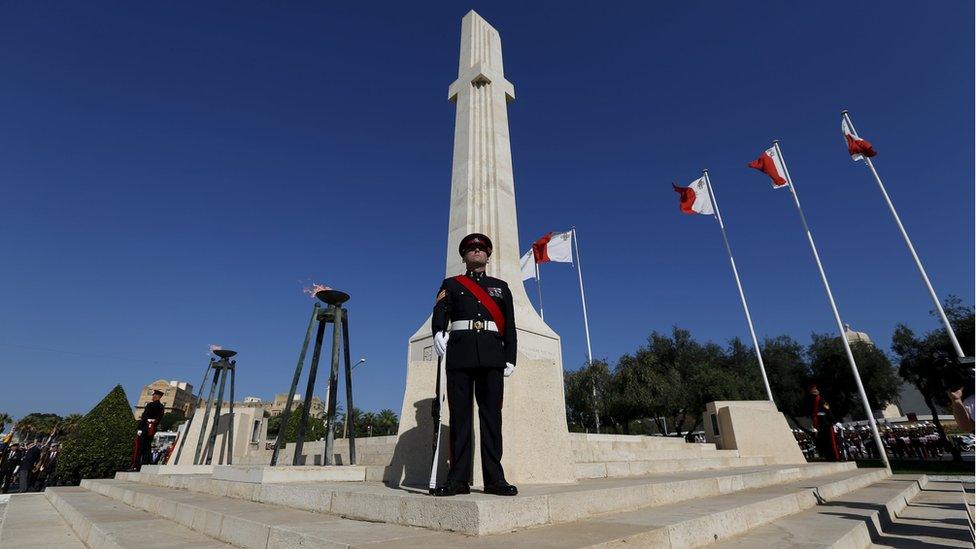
left=133, top=379, right=197, bottom=419
left=270, top=393, right=325, bottom=419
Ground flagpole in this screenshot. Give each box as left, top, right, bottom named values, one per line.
left=572, top=227, right=599, bottom=433
left=535, top=259, right=545, bottom=321
left=702, top=170, right=774, bottom=402
left=773, top=140, right=889, bottom=469
left=572, top=228, right=594, bottom=366
left=842, top=110, right=965, bottom=358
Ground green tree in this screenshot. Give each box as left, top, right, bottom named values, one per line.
left=280, top=404, right=325, bottom=443
left=159, top=411, right=185, bottom=432
left=759, top=335, right=813, bottom=427
left=564, top=359, right=613, bottom=432
left=15, top=413, right=62, bottom=442
left=267, top=415, right=282, bottom=438
left=58, top=413, right=84, bottom=438
left=56, top=385, right=135, bottom=485
left=892, top=297, right=974, bottom=461
left=375, top=409, right=399, bottom=436
left=0, top=412, right=12, bottom=433
left=808, top=333, right=901, bottom=420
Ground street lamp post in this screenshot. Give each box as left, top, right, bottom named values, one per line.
left=342, top=358, right=367, bottom=440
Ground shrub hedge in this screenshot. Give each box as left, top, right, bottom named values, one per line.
left=56, top=384, right=136, bottom=485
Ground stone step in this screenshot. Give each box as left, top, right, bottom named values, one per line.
left=572, top=446, right=739, bottom=463
left=569, top=435, right=717, bottom=451
left=44, top=486, right=233, bottom=548
left=93, top=466, right=887, bottom=547
left=870, top=478, right=974, bottom=548
left=715, top=475, right=974, bottom=548
left=78, top=479, right=440, bottom=548
left=410, top=467, right=891, bottom=547
left=112, top=462, right=858, bottom=535
left=576, top=456, right=768, bottom=479
left=0, top=494, right=86, bottom=548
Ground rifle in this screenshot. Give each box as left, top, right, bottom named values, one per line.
left=427, top=335, right=448, bottom=494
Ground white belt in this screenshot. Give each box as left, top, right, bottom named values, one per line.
left=449, top=320, right=498, bottom=333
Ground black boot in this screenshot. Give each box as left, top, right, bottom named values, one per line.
left=430, top=482, right=471, bottom=497
left=484, top=483, right=518, bottom=496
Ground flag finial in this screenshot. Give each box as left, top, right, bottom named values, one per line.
left=773, top=139, right=780, bottom=144
left=841, top=109, right=849, bottom=115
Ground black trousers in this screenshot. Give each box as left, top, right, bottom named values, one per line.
left=446, top=367, right=507, bottom=487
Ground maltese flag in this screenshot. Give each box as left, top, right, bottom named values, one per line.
left=748, top=146, right=789, bottom=188
left=533, top=231, right=574, bottom=264
left=673, top=176, right=714, bottom=215
left=841, top=117, right=877, bottom=161
left=520, top=249, right=536, bottom=281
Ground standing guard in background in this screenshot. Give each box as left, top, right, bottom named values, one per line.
left=431, top=233, right=518, bottom=497
left=131, top=389, right=165, bottom=470
left=806, top=384, right=841, bottom=462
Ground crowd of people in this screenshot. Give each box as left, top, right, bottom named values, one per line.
left=793, top=422, right=967, bottom=462
left=0, top=440, right=60, bottom=493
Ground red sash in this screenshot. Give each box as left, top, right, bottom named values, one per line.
left=453, top=275, right=505, bottom=336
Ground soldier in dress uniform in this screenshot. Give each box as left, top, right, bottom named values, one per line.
left=430, top=233, right=518, bottom=497
left=132, top=389, right=165, bottom=470
left=806, top=384, right=841, bottom=461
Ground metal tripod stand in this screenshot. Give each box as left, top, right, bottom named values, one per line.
left=186, top=349, right=237, bottom=465
left=270, top=289, right=356, bottom=467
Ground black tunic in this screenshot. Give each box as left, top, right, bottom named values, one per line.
left=139, top=400, right=165, bottom=430
left=431, top=271, right=517, bottom=370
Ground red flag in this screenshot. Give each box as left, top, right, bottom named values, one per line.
left=532, top=232, right=554, bottom=263
left=531, top=231, right=573, bottom=264
left=672, top=177, right=714, bottom=215
left=748, top=147, right=789, bottom=188
left=842, top=117, right=876, bottom=160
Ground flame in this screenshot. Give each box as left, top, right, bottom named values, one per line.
left=302, top=283, right=332, bottom=298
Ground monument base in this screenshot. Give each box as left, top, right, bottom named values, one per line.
left=704, top=400, right=807, bottom=465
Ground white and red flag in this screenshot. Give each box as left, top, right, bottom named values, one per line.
left=841, top=117, right=877, bottom=161
left=532, top=231, right=573, bottom=264
left=748, top=146, right=789, bottom=188
left=672, top=176, right=714, bottom=215
left=520, top=249, right=535, bottom=281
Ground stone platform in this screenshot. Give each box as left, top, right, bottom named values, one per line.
left=3, top=466, right=972, bottom=548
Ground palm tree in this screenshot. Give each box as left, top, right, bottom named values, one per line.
left=59, top=413, right=84, bottom=437
left=15, top=416, right=38, bottom=441
left=376, top=409, right=399, bottom=436
left=356, top=412, right=377, bottom=438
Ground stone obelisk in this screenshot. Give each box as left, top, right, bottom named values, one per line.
left=386, top=11, right=576, bottom=487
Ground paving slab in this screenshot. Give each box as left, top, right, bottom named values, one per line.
left=0, top=493, right=85, bottom=548
left=45, top=486, right=233, bottom=548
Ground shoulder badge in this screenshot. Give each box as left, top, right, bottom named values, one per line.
left=435, top=289, right=447, bottom=303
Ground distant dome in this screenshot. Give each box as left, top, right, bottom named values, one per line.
left=843, top=324, right=874, bottom=346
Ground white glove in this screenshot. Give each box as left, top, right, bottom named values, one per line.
left=504, top=362, right=515, bottom=377
left=434, top=331, right=449, bottom=358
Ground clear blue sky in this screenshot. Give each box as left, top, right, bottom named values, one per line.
left=1, top=2, right=972, bottom=420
